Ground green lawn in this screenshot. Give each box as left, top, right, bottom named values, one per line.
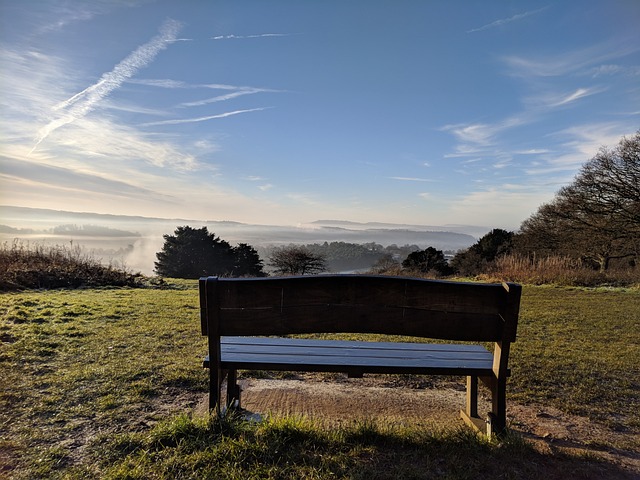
left=1, top=282, right=638, bottom=479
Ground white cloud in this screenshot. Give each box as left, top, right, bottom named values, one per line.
left=389, top=177, right=434, bottom=182
left=588, top=64, right=640, bottom=78
left=31, top=19, right=182, bottom=153
left=514, top=149, right=550, bottom=155
left=447, top=186, right=554, bottom=229
left=526, top=87, right=605, bottom=108
left=503, top=40, right=639, bottom=78
left=552, top=88, right=597, bottom=106
left=127, top=78, right=189, bottom=88
left=467, top=7, right=548, bottom=34
left=525, top=122, right=635, bottom=175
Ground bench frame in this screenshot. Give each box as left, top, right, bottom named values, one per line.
left=200, top=275, right=521, bottom=435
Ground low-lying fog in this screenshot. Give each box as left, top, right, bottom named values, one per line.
left=1, top=206, right=487, bottom=275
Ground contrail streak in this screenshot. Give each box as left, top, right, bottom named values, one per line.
left=211, top=33, right=293, bottom=40
left=139, top=107, right=269, bottom=126
left=30, top=18, right=182, bottom=154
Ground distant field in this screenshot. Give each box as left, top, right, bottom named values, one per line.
left=1, top=282, right=638, bottom=478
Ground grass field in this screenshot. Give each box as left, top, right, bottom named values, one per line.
left=1, top=281, right=639, bottom=478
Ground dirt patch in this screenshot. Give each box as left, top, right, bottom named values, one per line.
left=194, top=374, right=640, bottom=476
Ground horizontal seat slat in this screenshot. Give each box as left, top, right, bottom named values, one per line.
left=204, top=336, right=494, bottom=375
left=222, top=336, right=486, bottom=352
left=222, top=337, right=491, bottom=361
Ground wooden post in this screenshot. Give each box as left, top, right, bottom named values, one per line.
left=205, top=277, right=222, bottom=414
left=490, top=341, right=510, bottom=435
left=226, top=368, right=240, bottom=408
left=466, top=375, right=478, bottom=419
left=460, top=375, right=485, bottom=432
left=490, top=377, right=507, bottom=434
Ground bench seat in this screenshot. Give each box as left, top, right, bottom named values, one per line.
left=204, top=336, right=494, bottom=376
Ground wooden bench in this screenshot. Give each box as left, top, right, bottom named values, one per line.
left=200, top=275, right=522, bottom=435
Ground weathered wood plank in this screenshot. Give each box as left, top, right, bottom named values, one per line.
left=220, top=339, right=492, bottom=362
left=221, top=336, right=486, bottom=351
left=211, top=275, right=516, bottom=341
left=218, top=307, right=504, bottom=340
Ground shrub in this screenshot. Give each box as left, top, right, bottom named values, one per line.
left=485, top=254, right=640, bottom=287
left=0, top=240, right=145, bottom=291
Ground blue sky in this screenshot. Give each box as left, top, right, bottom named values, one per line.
left=1, top=1, right=639, bottom=230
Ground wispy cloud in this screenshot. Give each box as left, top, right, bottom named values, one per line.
left=551, top=87, right=601, bottom=106
left=211, top=33, right=294, bottom=40
left=526, top=122, right=635, bottom=175
left=30, top=19, right=182, bottom=153
left=588, top=64, right=640, bottom=78
left=179, top=88, right=275, bottom=108
left=389, top=177, right=434, bottom=182
left=127, top=78, right=189, bottom=88
left=503, top=40, right=639, bottom=77
left=441, top=116, right=525, bottom=149
left=514, top=149, right=550, bottom=155
left=522, top=86, right=606, bottom=110
left=139, top=107, right=269, bottom=126
left=467, top=7, right=548, bottom=33
left=3, top=156, right=171, bottom=200
left=126, top=79, right=279, bottom=108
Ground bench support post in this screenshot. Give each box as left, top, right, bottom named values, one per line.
left=209, top=366, right=222, bottom=413
left=460, top=375, right=485, bottom=433
left=226, top=369, right=241, bottom=409
left=489, top=377, right=507, bottom=435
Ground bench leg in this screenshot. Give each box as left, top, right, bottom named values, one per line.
left=209, top=367, right=222, bottom=413
left=226, top=369, right=241, bottom=409
left=488, top=377, right=507, bottom=435
left=460, top=375, right=485, bottom=433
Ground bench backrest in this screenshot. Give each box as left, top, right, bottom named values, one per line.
left=200, top=275, right=521, bottom=343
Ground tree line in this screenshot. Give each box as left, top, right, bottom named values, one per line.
left=154, top=132, right=639, bottom=280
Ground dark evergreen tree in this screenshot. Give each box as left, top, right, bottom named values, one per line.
left=401, top=247, right=452, bottom=276
left=154, top=226, right=264, bottom=278
left=232, top=243, right=266, bottom=277
left=450, top=229, right=514, bottom=276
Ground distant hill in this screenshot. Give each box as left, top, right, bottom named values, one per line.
left=0, top=205, right=480, bottom=274
left=311, top=219, right=491, bottom=238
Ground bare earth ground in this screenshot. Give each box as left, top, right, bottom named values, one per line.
left=194, top=373, right=640, bottom=477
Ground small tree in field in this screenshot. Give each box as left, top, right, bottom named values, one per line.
left=402, top=247, right=452, bottom=276
left=154, top=226, right=264, bottom=278
left=269, top=246, right=327, bottom=275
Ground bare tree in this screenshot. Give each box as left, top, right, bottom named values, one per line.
left=517, top=131, right=639, bottom=271
left=268, top=246, right=327, bottom=275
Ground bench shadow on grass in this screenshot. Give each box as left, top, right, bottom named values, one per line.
left=94, top=412, right=636, bottom=480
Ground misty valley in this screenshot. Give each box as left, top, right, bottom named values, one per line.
left=0, top=206, right=479, bottom=275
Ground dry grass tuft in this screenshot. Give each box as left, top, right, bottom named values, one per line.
left=0, top=240, right=147, bottom=291
left=482, top=254, right=640, bottom=287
